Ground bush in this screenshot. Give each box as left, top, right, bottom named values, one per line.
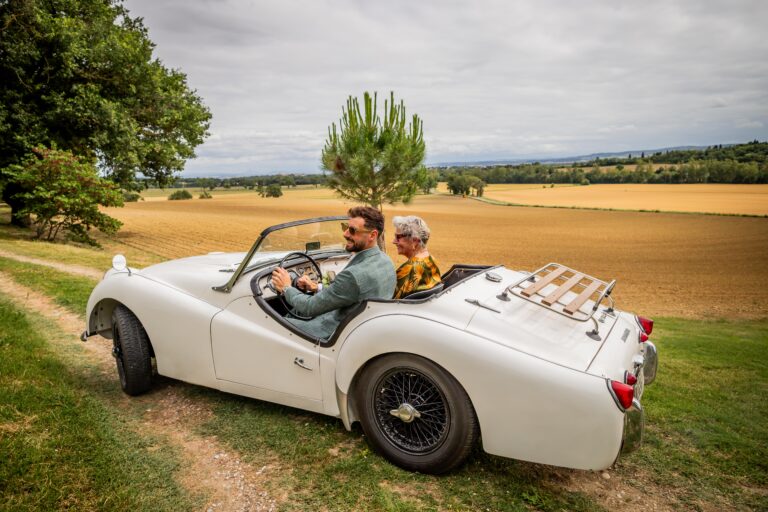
left=3, top=146, right=123, bottom=245
left=265, top=184, right=283, bottom=197
left=579, top=178, right=590, bottom=186
left=122, top=191, right=143, bottom=202
left=199, top=190, right=212, bottom=199
left=168, top=189, right=193, bottom=200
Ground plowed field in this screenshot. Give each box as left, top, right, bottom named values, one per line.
left=103, top=188, right=768, bottom=319
left=482, top=183, right=768, bottom=216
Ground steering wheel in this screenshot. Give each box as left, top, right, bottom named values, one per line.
left=268, top=251, right=322, bottom=320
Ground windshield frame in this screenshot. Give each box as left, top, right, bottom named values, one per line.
left=212, top=215, right=348, bottom=293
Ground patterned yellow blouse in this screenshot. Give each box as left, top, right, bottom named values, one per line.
left=393, top=255, right=442, bottom=299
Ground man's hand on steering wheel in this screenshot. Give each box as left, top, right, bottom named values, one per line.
left=271, top=267, right=292, bottom=294
left=295, top=274, right=318, bottom=293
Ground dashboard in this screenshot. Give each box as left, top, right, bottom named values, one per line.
left=253, top=254, right=352, bottom=299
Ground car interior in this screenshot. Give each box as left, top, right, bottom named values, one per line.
left=249, top=252, right=492, bottom=345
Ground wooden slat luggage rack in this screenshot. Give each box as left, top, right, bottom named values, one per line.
left=507, top=263, right=616, bottom=326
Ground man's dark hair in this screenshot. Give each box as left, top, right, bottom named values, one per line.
left=348, top=206, right=384, bottom=234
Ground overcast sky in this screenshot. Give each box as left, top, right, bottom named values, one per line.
left=122, top=0, right=768, bottom=177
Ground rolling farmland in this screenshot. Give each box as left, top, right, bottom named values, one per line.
left=101, top=186, right=768, bottom=319
left=481, top=183, right=768, bottom=216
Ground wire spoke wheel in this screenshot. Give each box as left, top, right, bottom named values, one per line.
left=356, top=354, right=479, bottom=474
left=373, top=368, right=449, bottom=455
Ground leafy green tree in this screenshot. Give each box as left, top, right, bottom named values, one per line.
left=321, top=91, right=425, bottom=230
left=446, top=174, right=471, bottom=195
left=467, top=176, right=485, bottom=197
left=3, top=147, right=123, bottom=245
left=0, top=0, right=211, bottom=226
left=415, top=166, right=438, bottom=194
left=265, top=184, right=283, bottom=197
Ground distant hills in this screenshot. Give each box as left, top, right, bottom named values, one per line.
left=431, top=145, right=714, bottom=168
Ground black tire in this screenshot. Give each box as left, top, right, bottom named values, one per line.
left=355, top=354, right=479, bottom=474
left=111, top=305, right=153, bottom=396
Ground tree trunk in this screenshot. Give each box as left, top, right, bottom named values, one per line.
left=2, top=185, right=32, bottom=228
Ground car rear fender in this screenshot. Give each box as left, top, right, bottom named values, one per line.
left=335, top=314, right=625, bottom=470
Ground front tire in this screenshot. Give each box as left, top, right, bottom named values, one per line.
left=111, top=305, right=153, bottom=396
left=355, top=354, right=479, bottom=474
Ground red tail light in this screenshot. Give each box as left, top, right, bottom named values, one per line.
left=610, top=380, right=634, bottom=410
left=624, top=371, right=637, bottom=386
left=637, top=315, right=654, bottom=335
left=639, top=332, right=649, bottom=343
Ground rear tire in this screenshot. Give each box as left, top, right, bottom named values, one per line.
left=111, top=305, right=152, bottom=396
left=355, top=354, right=479, bottom=474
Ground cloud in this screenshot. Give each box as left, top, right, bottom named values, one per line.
left=123, top=0, right=768, bottom=175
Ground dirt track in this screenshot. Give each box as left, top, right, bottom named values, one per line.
left=0, top=270, right=278, bottom=512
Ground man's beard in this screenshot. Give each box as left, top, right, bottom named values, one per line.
left=345, top=237, right=367, bottom=253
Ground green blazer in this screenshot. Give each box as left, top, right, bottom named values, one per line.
left=284, top=247, right=396, bottom=339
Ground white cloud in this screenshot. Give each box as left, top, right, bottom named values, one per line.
left=123, top=0, right=768, bottom=175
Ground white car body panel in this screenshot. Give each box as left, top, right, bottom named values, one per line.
left=85, top=223, right=655, bottom=472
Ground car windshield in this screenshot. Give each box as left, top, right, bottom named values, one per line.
left=255, top=217, right=348, bottom=254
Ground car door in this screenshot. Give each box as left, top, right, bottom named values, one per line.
left=210, top=296, right=322, bottom=401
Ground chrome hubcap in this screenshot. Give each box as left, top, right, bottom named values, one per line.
left=389, top=403, right=422, bottom=423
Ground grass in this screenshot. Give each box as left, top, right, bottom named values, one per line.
left=0, top=256, right=97, bottom=314
left=0, top=297, right=199, bottom=511
left=0, top=252, right=766, bottom=510
left=619, top=318, right=768, bottom=509
left=192, top=389, right=598, bottom=511
left=0, top=206, right=163, bottom=270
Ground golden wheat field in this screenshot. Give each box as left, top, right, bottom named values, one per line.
left=101, top=186, right=768, bottom=319
left=482, top=183, right=768, bottom=215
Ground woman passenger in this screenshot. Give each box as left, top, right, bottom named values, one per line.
left=392, top=215, right=442, bottom=299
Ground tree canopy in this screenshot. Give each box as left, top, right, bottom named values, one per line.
left=321, top=91, right=426, bottom=212
left=0, top=0, right=211, bottom=224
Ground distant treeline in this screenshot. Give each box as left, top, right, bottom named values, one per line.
left=436, top=140, right=768, bottom=185
left=149, top=140, right=768, bottom=189
left=147, top=174, right=326, bottom=189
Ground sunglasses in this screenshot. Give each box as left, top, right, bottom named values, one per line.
left=341, top=222, right=371, bottom=236
left=394, top=233, right=409, bottom=240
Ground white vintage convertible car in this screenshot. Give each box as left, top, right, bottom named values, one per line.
left=82, top=216, right=658, bottom=474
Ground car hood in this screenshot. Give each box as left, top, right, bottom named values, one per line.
left=127, top=251, right=289, bottom=307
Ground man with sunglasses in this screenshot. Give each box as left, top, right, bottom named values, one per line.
left=271, top=206, right=395, bottom=339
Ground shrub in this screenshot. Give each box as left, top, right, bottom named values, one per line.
left=4, top=146, right=123, bottom=245
left=265, top=184, right=283, bottom=197
left=199, top=190, right=212, bottom=199
left=122, top=191, right=143, bottom=202
left=168, top=189, right=193, bottom=200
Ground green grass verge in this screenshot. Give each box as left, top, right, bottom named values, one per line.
left=619, top=318, right=768, bottom=510
left=195, top=319, right=768, bottom=511
left=1, top=256, right=766, bottom=510
left=193, top=390, right=598, bottom=511
left=0, top=256, right=97, bottom=315
left=0, top=206, right=165, bottom=269
left=0, top=298, right=199, bottom=511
